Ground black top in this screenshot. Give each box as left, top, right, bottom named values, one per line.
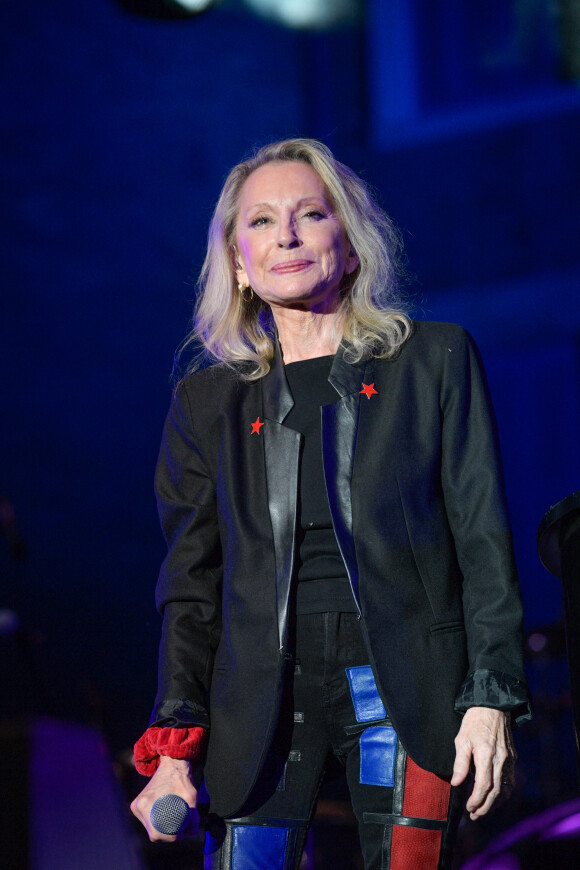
left=284, top=355, right=357, bottom=614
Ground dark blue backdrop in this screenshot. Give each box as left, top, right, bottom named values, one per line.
left=1, top=2, right=579, bottom=824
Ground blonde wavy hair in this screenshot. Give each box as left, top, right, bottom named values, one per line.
left=179, top=138, right=412, bottom=380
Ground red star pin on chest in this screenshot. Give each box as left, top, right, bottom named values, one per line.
left=251, top=416, right=264, bottom=435
left=360, top=383, right=378, bottom=399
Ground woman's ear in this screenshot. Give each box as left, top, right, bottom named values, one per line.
left=232, top=247, right=249, bottom=286
left=345, top=244, right=359, bottom=275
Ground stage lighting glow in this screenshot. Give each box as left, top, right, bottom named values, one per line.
left=114, top=0, right=216, bottom=19
left=172, top=0, right=213, bottom=9
left=542, top=812, right=580, bottom=840
left=243, top=0, right=358, bottom=30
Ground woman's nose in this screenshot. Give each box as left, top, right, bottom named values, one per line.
left=277, top=220, right=301, bottom=248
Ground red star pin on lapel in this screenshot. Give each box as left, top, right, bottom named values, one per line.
left=360, top=383, right=378, bottom=399
left=251, top=416, right=264, bottom=435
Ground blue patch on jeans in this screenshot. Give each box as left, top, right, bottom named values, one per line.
left=346, top=665, right=386, bottom=722
left=231, top=825, right=289, bottom=870
left=359, top=726, right=398, bottom=787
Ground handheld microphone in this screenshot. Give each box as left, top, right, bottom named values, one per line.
left=150, top=794, right=191, bottom=835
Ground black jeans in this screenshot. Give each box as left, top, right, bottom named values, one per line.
left=203, top=612, right=463, bottom=870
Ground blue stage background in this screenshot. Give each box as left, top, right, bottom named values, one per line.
left=2, top=0, right=580, bottom=852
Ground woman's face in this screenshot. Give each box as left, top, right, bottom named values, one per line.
left=234, top=161, right=359, bottom=314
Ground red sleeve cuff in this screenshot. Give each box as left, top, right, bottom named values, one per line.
left=133, top=725, right=208, bottom=777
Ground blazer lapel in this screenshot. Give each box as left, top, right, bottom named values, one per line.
left=322, top=347, right=371, bottom=611
left=262, top=342, right=300, bottom=652
left=261, top=341, right=370, bottom=639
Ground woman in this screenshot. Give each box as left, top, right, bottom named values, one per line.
left=131, top=138, right=531, bottom=869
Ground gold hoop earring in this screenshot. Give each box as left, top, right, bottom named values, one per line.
left=238, top=283, right=254, bottom=303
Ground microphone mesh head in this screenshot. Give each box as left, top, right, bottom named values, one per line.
left=150, top=794, right=191, bottom=835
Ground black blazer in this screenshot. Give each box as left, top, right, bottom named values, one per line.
left=150, top=321, right=531, bottom=818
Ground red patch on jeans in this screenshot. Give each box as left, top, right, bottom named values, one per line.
left=390, top=755, right=451, bottom=870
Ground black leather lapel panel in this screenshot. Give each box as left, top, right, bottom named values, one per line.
left=263, top=421, right=300, bottom=651
left=263, top=340, right=293, bottom=424
left=322, top=397, right=360, bottom=607
left=322, top=350, right=370, bottom=610
left=327, top=344, right=368, bottom=400
left=262, top=343, right=299, bottom=651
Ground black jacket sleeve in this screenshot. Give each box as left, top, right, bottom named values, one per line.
left=149, top=382, right=223, bottom=729
left=439, top=328, right=531, bottom=725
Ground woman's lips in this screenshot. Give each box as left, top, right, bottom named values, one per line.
left=271, top=260, right=313, bottom=273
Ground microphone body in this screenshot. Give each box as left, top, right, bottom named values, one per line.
left=150, top=794, right=191, bottom=835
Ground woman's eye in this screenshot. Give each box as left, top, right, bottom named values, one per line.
left=250, top=215, right=270, bottom=227
left=304, top=210, right=325, bottom=220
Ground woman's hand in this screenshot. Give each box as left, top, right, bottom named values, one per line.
left=130, top=756, right=198, bottom=841
left=451, top=707, right=516, bottom=820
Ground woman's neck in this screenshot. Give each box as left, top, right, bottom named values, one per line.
left=272, top=307, right=344, bottom=364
